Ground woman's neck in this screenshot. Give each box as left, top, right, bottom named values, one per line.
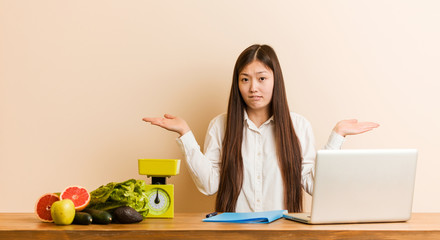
left=246, top=109, right=270, bottom=128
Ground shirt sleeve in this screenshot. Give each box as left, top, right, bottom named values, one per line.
left=324, top=131, right=345, bottom=150
left=300, top=119, right=317, bottom=195
left=176, top=117, right=223, bottom=196
left=300, top=122, right=345, bottom=195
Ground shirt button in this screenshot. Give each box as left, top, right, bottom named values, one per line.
left=257, top=175, right=261, bottom=180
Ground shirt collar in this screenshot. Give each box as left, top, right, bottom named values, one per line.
left=243, top=110, right=274, bottom=130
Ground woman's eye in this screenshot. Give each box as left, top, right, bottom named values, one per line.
left=259, top=77, right=266, bottom=81
left=241, top=78, right=249, bottom=82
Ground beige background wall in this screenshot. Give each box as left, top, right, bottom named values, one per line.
left=1, top=0, right=439, bottom=213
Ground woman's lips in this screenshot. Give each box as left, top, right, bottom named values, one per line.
left=250, top=96, right=262, bottom=99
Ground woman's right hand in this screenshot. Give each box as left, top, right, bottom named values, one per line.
left=142, top=114, right=190, bottom=137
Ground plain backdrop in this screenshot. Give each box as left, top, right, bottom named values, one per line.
left=1, top=0, right=439, bottom=213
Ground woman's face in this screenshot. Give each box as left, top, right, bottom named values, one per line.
left=238, top=60, right=274, bottom=115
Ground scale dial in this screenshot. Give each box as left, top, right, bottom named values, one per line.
left=146, top=187, right=171, bottom=216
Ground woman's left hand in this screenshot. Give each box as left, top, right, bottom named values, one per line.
left=333, top=119, right=380, bottom=137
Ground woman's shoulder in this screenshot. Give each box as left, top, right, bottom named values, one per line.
left=290, top=112, right=312, bottom=129
left=207, top=113, right=227, bottom=130
left=211, top=113, right=227, bottom=123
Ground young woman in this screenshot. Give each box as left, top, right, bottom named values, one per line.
left=143, top=44, right=379, bottom=213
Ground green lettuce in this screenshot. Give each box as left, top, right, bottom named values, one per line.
left=87, top=179, right=149, bottom=218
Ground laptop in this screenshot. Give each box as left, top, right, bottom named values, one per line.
left=283, top=149, right=418, bottom=224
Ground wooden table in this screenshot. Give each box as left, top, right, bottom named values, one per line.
left=1, top=213, right=440, bottom=239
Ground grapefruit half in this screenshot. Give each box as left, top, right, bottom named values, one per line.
left=35, top=193, right=60, bottom=222
left=60, top=186, right=91, bottom=211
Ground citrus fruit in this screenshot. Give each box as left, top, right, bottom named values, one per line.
left=51, top=199, right=75, bottom=225
left=35, top=193, right=60, bottom=222
left=60, top=186, right=91, bottom=211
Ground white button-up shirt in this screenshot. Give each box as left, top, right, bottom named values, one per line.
left=177, top=112, right=345, bottom=212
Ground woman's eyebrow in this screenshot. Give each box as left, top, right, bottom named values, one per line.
left=240, top=71, right=268, bottom=76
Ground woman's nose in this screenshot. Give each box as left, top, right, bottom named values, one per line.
left=250, top=80, right=258, bottom=92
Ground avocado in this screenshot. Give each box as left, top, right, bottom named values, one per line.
left=113, top=206, right=143, bottom=224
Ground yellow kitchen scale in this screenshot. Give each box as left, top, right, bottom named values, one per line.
left=138, top=159, right=180, bottom=218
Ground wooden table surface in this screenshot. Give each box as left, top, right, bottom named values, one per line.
left=1, top=212, right=440, bottom=239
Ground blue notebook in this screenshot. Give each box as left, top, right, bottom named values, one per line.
left=203, top=210, right=287, bottom=223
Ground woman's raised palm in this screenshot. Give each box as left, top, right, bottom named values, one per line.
left=142, top=114, right=190, bottom=136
